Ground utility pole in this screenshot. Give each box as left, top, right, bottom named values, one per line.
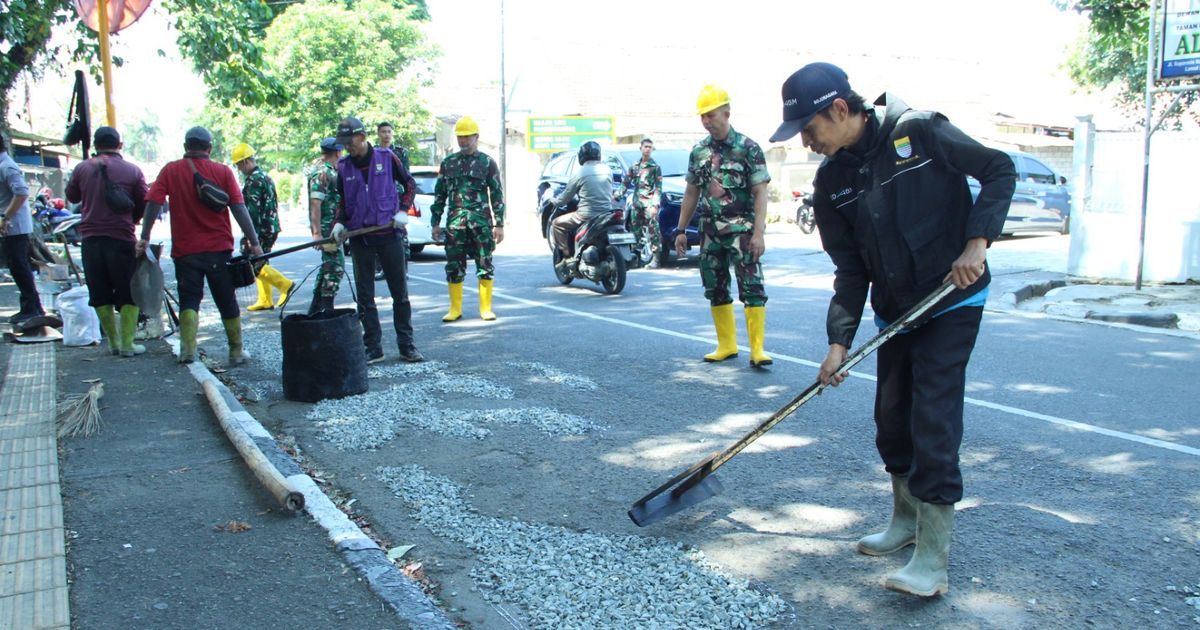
left=498, top=0, right=507, bottom=194
left=97, top=0, right=117, bottom=126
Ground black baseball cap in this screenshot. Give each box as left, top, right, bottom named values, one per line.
left=320, top=137, right=343, bottom=152
left=93, top=126, right=121, bottom=147
left=335, top=117, right=366, bottom=143
left=769, top=62, right=853, bottom=143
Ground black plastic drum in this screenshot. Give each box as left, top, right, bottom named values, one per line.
left=281, top=308, right=368, bottom=402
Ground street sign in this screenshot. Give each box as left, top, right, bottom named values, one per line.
left=1161, top=0, right=1200, bottom=79
left=527, top=116, right=614, bottom=152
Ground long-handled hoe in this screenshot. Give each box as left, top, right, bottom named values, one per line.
left=628, top=281, right=959, bottom=527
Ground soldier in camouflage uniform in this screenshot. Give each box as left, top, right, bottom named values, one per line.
left=672, top=85, right=773, bottom=367
left=620, top=138, right=664, bottom=268
left=430, top=116, right=504, bottom=322
left=232, top=143, right=294, bottom=311
left=306, top=137, right=344, bottom=315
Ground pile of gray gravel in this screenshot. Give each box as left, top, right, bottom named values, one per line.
left=512, top=362, right=599, bottom=391
left=377, top=465, right=789, bottom=629
left=310, top=367, right=600, bottom=448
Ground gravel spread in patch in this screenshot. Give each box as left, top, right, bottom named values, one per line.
left=310, top=386, right=599, bottom=448
left=512, top=362, right=599, bottom=391
left=377, top=465, right=789, bottom=629
left=369, top=361, right=449, bottom=379
left=241, top=328, right=283, bottom=369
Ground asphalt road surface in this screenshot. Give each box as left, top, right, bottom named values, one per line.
left=212, top=219, right=1200, bottom=629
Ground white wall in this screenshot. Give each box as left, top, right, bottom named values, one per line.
left=1068, top=126, right=1200, bottom=282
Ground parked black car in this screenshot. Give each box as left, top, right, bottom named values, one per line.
left=536, top=145, right=697, bottom=266
left=969, top=149, right=1072, bottom=235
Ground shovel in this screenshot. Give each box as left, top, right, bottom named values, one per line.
left=628, top=280, right=959, bottom=527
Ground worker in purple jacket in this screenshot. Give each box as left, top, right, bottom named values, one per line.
left=328, top=116, right=424, bottom=364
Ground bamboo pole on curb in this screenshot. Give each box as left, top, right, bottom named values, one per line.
left=200, top=380, right=305, bottom=512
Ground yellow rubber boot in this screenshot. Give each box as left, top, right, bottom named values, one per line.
left=94, top=306, right=119, bottom=355
left=442, top=282, right=463, bottom=322
left=259, top=264, right=295, bottom=308
left=118, top=304, right=146, bottom=357
left=479, top=278, right=496, bottom=321
left=703, top=304, right=739, bottom=362
left=178, top=309, right=199, bottom=364
left=222, top=317, right=249, bottom=366
left=247, top=276, right=274, bottom=311
left=744, top=305, right=773, bottom=367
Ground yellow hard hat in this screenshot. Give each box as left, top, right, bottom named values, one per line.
left=231, top=143, right=255, bottom=164
left=696, top=85, right=730, bottom=115
left=454, top=116, right=480, bottom=137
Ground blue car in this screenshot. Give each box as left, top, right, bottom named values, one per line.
left=969, top=150, right=1072, bottom=235
left=536, top=145, right=697, bottom=266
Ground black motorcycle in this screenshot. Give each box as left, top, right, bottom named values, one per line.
left=542, top=194, right=634, bottom=295
left=793, top=187, right=816, bottom=235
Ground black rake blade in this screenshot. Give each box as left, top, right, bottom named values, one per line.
left=627, top=474, right=725, bottom=527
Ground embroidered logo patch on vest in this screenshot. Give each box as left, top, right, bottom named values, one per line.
left=894, top=136, right=912, bottom=159
left=375, top=163, right=384, bottom=173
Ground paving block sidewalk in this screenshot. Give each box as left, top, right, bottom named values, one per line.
left=0, top=343, right=69, bottom=630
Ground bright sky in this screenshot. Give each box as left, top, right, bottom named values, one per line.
left=8, top=0, right=1110, bottom=163
left=424, top=0, right=1102, bottom=134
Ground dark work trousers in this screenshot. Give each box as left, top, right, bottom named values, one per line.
left=551, top=212, right=587, bottom=258
left=349, top=232, right=414, bottom=355
left=3, top=234, right=45, bottom=317
left=82, top=236, right=136, bottom=308
left=873, top=305, right=983, bottom=505
left=173, top=251, right=239, bottom=319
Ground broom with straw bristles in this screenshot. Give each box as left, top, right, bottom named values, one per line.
left=57, top=381, right=104, bottom=438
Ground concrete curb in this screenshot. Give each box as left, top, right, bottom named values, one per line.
left=997, top=279, right=1198, bottom=334
left=172, top=338, right=457, bottom=630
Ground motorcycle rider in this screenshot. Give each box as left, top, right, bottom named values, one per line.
left=551, top=141, right=613, bottom=268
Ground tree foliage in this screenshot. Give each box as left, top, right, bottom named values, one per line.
left=202, top=0, right=435, bottom=170
left=1058, top=0, right=1198, bottom=124
left=0, top=0, right=110, bottom=127
left=1, top=0, right=430, bottom=135
left=123, top=109, right=161, bottom=163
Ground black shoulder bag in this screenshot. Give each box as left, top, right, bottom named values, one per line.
left=187, top=158, right=230, bottom=212
left=97, top=157, right=136, bottom=215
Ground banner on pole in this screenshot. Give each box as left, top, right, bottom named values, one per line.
left=1161, top=0, right=1200, bottom=79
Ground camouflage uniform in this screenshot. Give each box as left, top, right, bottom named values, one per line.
left=308, top=160, right=344, bottom=299
left=430, top=151, right=504, bottom=283
left=623, top=157, right=663, bottom=260
left=685, top=128, right=771, bottom=307
left=240, top=166, right=281, bottom=253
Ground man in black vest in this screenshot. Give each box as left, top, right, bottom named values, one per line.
left=770, top=62, right=1015, bottom=598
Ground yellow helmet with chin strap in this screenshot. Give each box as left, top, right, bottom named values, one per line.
left=454, top=116, right=480, bottom=137
left=695, top=85, right=730, bottom=115
left=231, top=143, right=255, bottom=164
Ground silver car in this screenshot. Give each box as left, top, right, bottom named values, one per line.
left=405, top=166, right=447, bottom=255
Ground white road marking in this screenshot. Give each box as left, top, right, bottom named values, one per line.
left=408, top=273, right=1200, bottom=458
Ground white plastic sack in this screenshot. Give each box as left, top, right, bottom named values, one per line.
left=58, top=285, right=101, bottom=346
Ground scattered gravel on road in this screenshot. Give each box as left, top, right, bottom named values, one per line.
left=368, top=361, right=449, bottom=379
left=311, top=387, right=600, bottom=448
left=377, top=465, right=789, bottom=630
left=241, top=327, right=283, bottom=369
left=512, top=362, right=599, bottom=391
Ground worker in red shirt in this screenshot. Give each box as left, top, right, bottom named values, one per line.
left=137, top=127, right=264, bottom=365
